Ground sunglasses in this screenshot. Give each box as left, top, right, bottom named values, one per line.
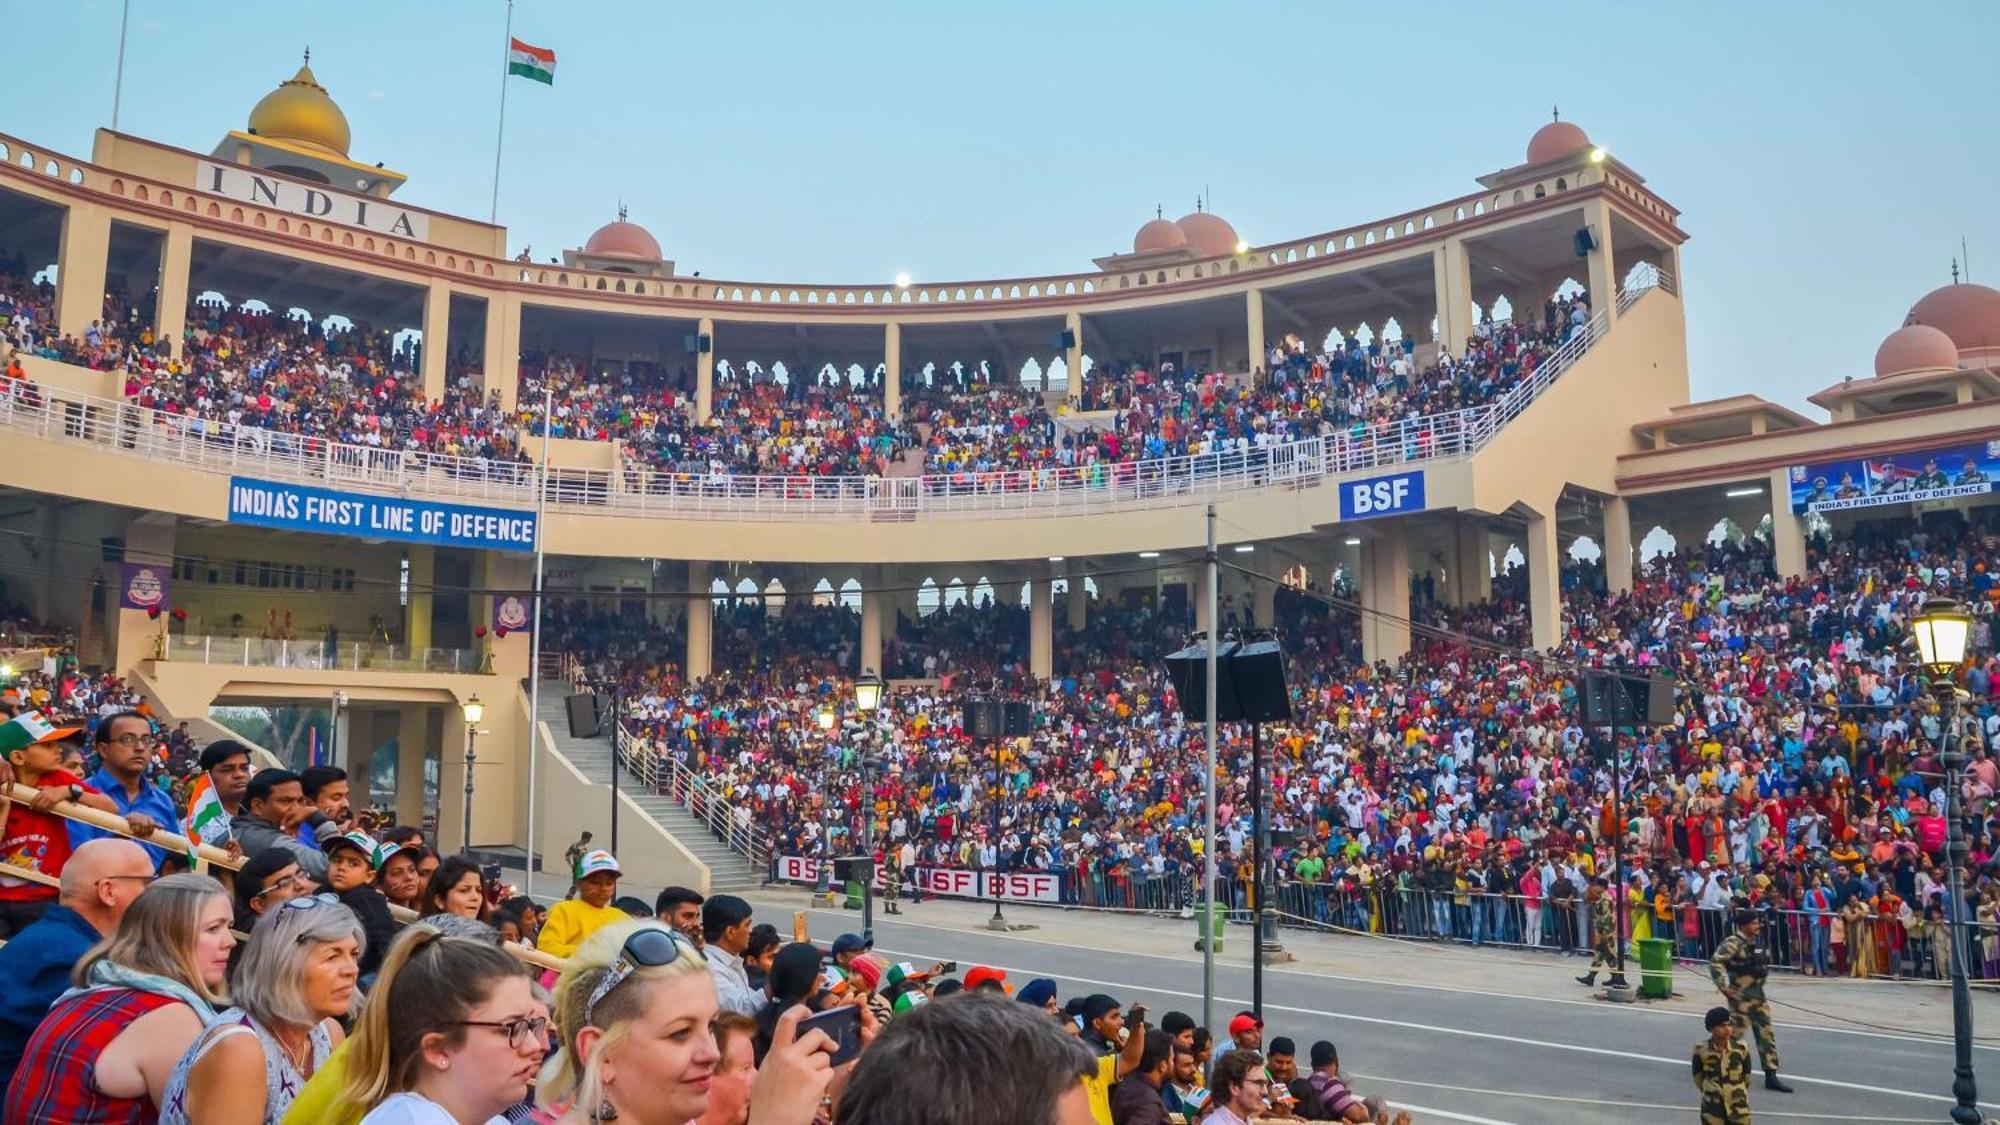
left=282, top=892, right=341, bottom=912
left=584, top=927, right=697, bottom=1026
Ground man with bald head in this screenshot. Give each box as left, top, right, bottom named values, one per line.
left=0, top=837, right=154, bottom=1092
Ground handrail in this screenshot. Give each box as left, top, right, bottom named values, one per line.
left=0, top=277, right=1664, bottom=523
left=613, top=719, right=772, bottom=871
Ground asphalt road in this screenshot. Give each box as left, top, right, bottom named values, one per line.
left=778, top=900, right=1999, bottom=1125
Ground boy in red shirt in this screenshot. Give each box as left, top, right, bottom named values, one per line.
left=0, top=714, right=118, bottom=936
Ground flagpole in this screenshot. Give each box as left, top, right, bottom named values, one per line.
left=111, top=0, right=131, bottom=132
left=523, top=383, right=552, bottom=899
left=489, top=0, right=514, bottom=226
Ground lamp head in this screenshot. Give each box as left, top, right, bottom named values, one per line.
left=463, top=694, right=484, bottom=724
left=1911, top=597, right=1972, bottom=683
left=854, top=672, right=884, bottom=714
left=817, top=706, right=836, bottom=732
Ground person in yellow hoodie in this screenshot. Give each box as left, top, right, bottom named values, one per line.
left=539, top=849, right=628, bottom=959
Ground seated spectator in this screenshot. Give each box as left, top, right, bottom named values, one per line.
left=538, top=849, right=626, bottom=958
left=420, top=855, right=491, bottom=923
left=1293, top=1039, right=1369, bottom=1122
left=832, top=991, right=1097, bottom=1125
left=321, top=832, right=400, bottom=982
left=232, top=847, right=313, bottom=932
left=0, top=710, right=119, bottom=935
left=1203, top=1049, right=1269, bottom=1125
left=1108, top=1028, right=1174, bottom=1125
left=161, top=893, right=363, bottom=1123
left=0, top=838, right=153, bottom=1095
left=4, top=873, right=234, bottom=1122
left=542, top=919, right=721, bottom=1122
left=232, top=768, right=339, bottom=882
left=696, top=1011, right=759, bottom=1125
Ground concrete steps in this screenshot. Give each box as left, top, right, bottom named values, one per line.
left=533, top=683, right=765, bottom=894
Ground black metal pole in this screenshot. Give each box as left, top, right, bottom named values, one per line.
left=1251, top=720, right=1264, bottom=1018
left=461, top=726, right=475, bottom=857
left=1606, top=721, right=1628, bottom=988
left=861, top=729, right=875, bottom=945
left=991, top=732, right=1005, bottom=927
left=1939, top=689, right=1981, bottom=1125
left=609, top=688, right=620, bottom=856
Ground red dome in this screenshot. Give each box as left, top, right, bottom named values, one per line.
left=1134, top=217, right=1188, bottom=254
left=583, top=218, right=662, bottom=261
left=1903, top=283, right=2000, bottom=356
left=1872, top=324, right=1958, bottom=378
left=1527, top=120, right=1591, bottom=164
left=1176, top=211, right=1240, bottom=258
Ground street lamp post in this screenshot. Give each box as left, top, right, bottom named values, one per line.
left=1912, top=596, right=1980, bottom=1125
left=816, top=705, right=837, bottom=904
left=460, top=694, right=484, bottom=857
left=329, top=690, right=348, bottom=770
left=854, top=672, right=883, bottom=944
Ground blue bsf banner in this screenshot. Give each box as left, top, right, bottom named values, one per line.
left=1339, top=470, right=1426, bottom=521
left=227, top=477, right=537, bottom=552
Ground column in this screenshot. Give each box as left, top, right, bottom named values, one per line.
left=1065, top=559, right=1087, bottom=631
left=1195, top=564, right=1214, bottom=638
left=1525, top=508, right=1563, bottom=652
left=395, top=705, right=431, bottom=828
left=482, top=292, right=521, bottom=410
left=31, top=502, right=56, bottom=622
left=1602, top=495, right=1634, bottom=594
left=111, top=513, right=175, bottom=676
left=1450, top=520, right=1492, bottom=606
left=1250, top=552, right=1278, bottom=630
left=1767, top=467, right=1808, bottom=579
left=686, top=561, right=714, bottom=682
left=1063, top=311, right=1083, bottom=394
left=477, top=552, right=532, bottom=681
left=56, top=201, right=111, bottom=340
left=1432, top=238, right=1472, bottom=357
left=1359, top=527, right=1411, bottom=664
left=1030, top=565, right=1054, bottom=682
left=404, top=546, right=435, bottom=651
left=155, top=222, right=192, bottom=358
left=420, top=282, right=451, bottom=401
left=1244, top=290, right=1266, bottom=377
left=883, top=323, right=902, bottom=419
left=859, top=565, right=884, bottom=676
left=695, top=317, right=716, bottom=424
left=1585, top=198, right=1618, bottom=320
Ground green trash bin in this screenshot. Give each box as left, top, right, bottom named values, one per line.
left=1638, top=937, right=1674, bottom=999
left=844, top=880, right=864, bottom=910
left=1194, top=901, right=1226, bottom=953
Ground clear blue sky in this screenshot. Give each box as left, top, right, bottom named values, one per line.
left=12, top=0, right=1997, bottom=410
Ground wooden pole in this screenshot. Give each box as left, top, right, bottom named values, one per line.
left=0, top=859, right=59, bottom=889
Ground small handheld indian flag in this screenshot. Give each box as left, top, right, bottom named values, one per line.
left=508, top=38, right=556, bottom=85
left=184, top=773, right=227, bottom=842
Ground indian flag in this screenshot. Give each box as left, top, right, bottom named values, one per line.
left=184, top=773, right=227, bottom=844
left=508, top=38, right=556, bottom=85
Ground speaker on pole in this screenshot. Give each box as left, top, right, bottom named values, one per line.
left=565, top=693, right=605, bottom=739
left=1163, top=637, right=1292, bottom=724
left=1573, top=226, right=1599, bottom=258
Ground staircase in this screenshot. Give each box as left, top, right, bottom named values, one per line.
left=533, top=683, right=765, bottom=894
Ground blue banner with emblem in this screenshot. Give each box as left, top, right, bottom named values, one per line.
left=226, top=477, right=538, bottom=552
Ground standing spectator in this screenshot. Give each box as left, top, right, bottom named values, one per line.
left=300, top=765, right=354, bottom=835
left=1226, top=1012, right=1263, bottom=1052
left=160, top=894, right=363, bottom=1123
left=702, top=894, right=761, bottom=1016
left=191, top=740, right=255, bottom=848
left=4, top=873, right=235, bottom=1123
left=1108, top=1028, right=1173, bottom=1125
left=0, top=838, right=153, bottom=1095
left=541, top=920, right=722, bottom=1122
left=77, top=711, right=178, bottom=868
left=233, top=769, right=339, bottom=882
left=1164, top=1042, right=1208, bottom=1118
left=656, top=885, right=707, bottom=948
left=538, top=850, right=626, bottom=958
left=833, top=992, right=1095, bottom=1125
left=420, top=856, right=491, bottom=923
left=322, top=832, right=400, bottom=982
left=0, top=713, right=117, bottom=935
left=1078, top=994, right=1147, bottom=1124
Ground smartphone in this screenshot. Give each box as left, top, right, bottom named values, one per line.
left=935, top=960, right=959, bottom=974
left=798, top=1003, right=865, bottom=1066
left=1128, top=1004, right=1148, bottom=1027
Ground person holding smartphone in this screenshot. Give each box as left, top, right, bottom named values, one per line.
left=1078, top=995, right=1147, bottom=1125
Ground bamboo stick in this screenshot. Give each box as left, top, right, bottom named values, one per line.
left=0, top=859, right=59, bottom=889
left=5, top=782, right=240, bottom=869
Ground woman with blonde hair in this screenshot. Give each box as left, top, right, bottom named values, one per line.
left=345, top=924, right=546, bottom=1124
left=542, top=918, right=840, bottom=1124
left=5, top=873, right=236, bottom=1123
left=163, top=893, right=364, bottom=1123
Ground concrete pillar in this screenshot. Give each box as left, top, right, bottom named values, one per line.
left=859, top=565, right=884, bottom=676
left=1602, top=495, right=1634, bottom=594
left=1245, top=290, right=1266, bottom=378
left=56, top=201, right=111, bottom=340
left=1064, top=311, right=1083, bottom=394
left=686, top=561, right=714, bottom=683
left=1359, top=527, right=1411, bottom=664
left=1585, top=199, right=1618, bottom=321
left=482, top=292, right=521, bottom=410
left=883, top=323, right=902, bottom=419
left=1767, top=467, right=1808, bottom=579
left=1525, top=509, right=1564, bottom=651
left=112, top=513, right=175, bottom=676
left=695, top=317, right=716, bottom=424
left=1432, top=239, right=1472, bottom=357
left=1065, top=559, right=1087, bottom=631
left=30, top=503, right=56, bottom=623
left=420, top=283, right=451, bottom=401
left=404, top=545, right=435, bottom=650
left=1250, top=553, right=1278, bottom=630
left=1450, top=520, right=1492, bottom=607
left=1030, top=565, right=1054, bottom=682
left=477, top=553, right=532, bottom=682
left=155, top=222, right=192, bottom=358
left=395, top=705, right=430, bottom=828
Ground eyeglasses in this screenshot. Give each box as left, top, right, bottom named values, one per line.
left=105, top=732, right=155, bottom=746
left=98, top=873, right=158, bottom=888
left=251, top=872, right=315, bottom=900
left=584, top=927, right=697, bottom=1026
left=452, top=1015, right=550, bottom=1051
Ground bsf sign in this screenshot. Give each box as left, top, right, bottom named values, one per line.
left=1340, top=470, right=1426, bottom=521
left=775, top=855, right=1060, bottom=904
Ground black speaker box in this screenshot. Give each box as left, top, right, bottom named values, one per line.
left=1002, top=700, right=1032, bottom=737
left=1573, top=226, right=1598, bottom=257
left=1164, top=640, right=1241, bottom=722
left=566, top=692, right=605, bottom=739
left=1229, top=639, right=1292, bottom=723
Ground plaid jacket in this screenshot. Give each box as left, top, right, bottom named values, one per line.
left=4, top=986, right=179, bottom=1124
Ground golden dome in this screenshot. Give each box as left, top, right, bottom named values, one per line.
left=248, top=62, right=351, bottom=158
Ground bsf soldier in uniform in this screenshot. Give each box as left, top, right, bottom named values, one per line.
left=882, top=839, right=904, bottom=914
left=1577, top=875, right=1619, bottom=987
left=1693, top=1006, right=1753, bottom=1123
left=1709, top=910, right=1792, bottom=1092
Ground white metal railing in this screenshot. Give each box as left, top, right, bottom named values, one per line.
left=156, top=633, right=485, bottom=673
left=0, top=279, right=1664, bottom=522
left=613, top=719, right=771, bottom=870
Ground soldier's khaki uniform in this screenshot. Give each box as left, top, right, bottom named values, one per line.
left=1709, top=929, right=1779, bottom=1072
left=1692, top=1036, right=1752, bottom=1124
left=1586, top=886, right=1619, bottom=974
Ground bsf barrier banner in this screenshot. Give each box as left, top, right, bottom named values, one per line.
left=1788, top=439, right=2000, bottom=514
left=774, top=855, right=1060, bottom=904
left=227, top=476, right=538, bottom=552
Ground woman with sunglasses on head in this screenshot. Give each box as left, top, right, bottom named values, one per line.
left=421, top=856, right=492, bottom=923
left=161, top=892, right=363, bottom=1123
left=343, top=924, right=545, bottom=1125
left=5, top=873, right=236, bottom=1123
left=544, top=920, right=842, bottom=1125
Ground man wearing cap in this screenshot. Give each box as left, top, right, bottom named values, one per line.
left=1577, top=875, right=1620, bottom=987
left=540, top=848, right=625, bottom=958
left=1079, top=994, right=1148, bottom=1125
left=1227, top=1011, right=1263, bottom=1052
left=0, top=710, right=117, bottom=936
left=320, top=829, right=400, bottom=979
left=1709, top=909, right=1791, bottom=1092
left=831, top=931, right=873, bottom=976
left=1692, top=1006, right=1752, bottom=1124
left=190, top=740, right=253, bottom=848
left=73, top=712, right=176, bottom=869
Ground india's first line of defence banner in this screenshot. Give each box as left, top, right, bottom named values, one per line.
left=226, top=476, right=537, bottom=552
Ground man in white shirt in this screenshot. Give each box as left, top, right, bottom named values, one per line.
left=701, top=894, right=762, bottom=1015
